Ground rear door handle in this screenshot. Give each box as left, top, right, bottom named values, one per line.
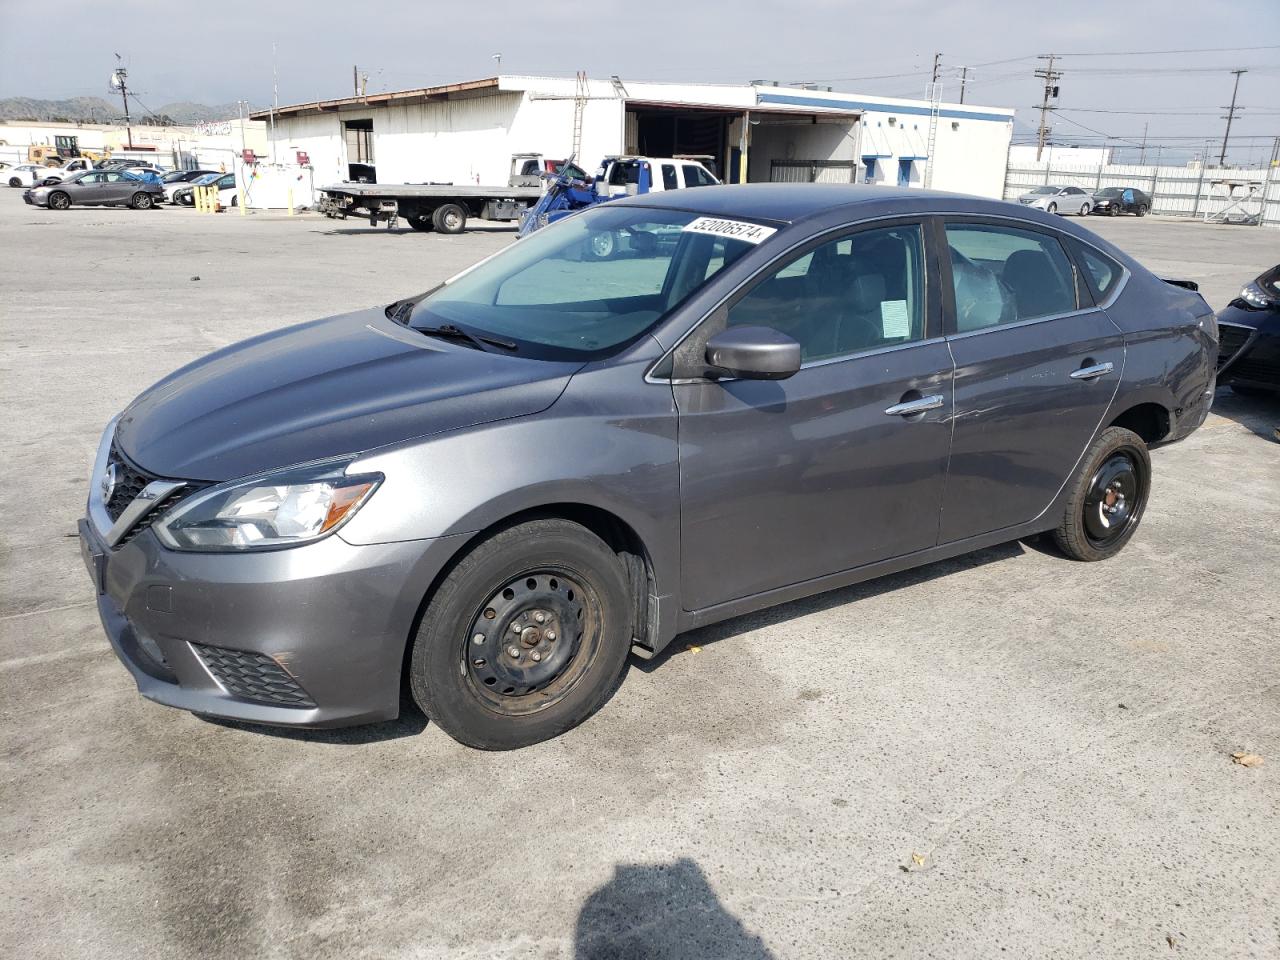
left=1070, top=361, right=1114, bottom=381
left=884, top=394, right=945, bottom=417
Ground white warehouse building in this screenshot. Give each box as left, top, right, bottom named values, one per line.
left=257, top=75, right=1014, bottom=198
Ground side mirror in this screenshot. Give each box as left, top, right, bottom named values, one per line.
left=704, top=326, right=801, bottom=380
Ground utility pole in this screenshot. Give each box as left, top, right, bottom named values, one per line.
left=1219, top=69, right=1246, bottom=167
left=111, top=61, right=132, bottom=149
left=353, top=65, right=359, bottom=97
left=931, top=52, right=942, bottom=84
left=1034, top=55, right=1061, bottom=162
left=1139, top=122, right=1148, bottom=165
left=958, top=65, right=969, bottom=103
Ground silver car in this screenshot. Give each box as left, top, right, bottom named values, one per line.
left=23, top=170, right=164, bottom=210
left=1017, top=185, right=1095, bottom=216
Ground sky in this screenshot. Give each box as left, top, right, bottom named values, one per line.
left=1, top=0, right=1278, bottom=165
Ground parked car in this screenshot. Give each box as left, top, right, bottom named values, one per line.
left=23, top=170, right=164, bottom=209
left=1215, top=263, right=1280, bottom=396
left=79, top=184, right=1216, bottom=749
left=1091, top=187, right=1151, bottom=217
left=161, top=169, right=220, bottom=203
left=172, top=172, right=236, bottom=207
left=7, top=164, right=57, bottom=188
left=1016, top=185, right=1095, bottom=216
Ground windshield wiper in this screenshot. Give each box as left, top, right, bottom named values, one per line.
left=416, top=323, right=518, bottom=352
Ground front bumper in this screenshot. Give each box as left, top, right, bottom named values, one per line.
left=79, top=513, right=467, bottom=727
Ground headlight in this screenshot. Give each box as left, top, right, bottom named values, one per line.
left=154, top=460, right=382, bottom=552
left=1240, top=281, right=1278, bottom=309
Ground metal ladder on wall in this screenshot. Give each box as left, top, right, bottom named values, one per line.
left=571, top=71, right=588, bottom=160
left=923, top=82, right=942, bottom=189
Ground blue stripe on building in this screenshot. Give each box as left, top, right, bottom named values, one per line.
left=756, top=91, right=1012, bottom=124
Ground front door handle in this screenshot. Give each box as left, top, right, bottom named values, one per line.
left=884, top=394, right=945, bottom=417
left=1070, top=361, right=1114, bottom=381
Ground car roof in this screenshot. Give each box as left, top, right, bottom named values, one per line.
left=616, top=182, right=1020, bottom=225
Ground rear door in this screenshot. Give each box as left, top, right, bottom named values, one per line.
left=101, top=171, right=133, bottom=203
left=937, top=218, right=1124, bottom=544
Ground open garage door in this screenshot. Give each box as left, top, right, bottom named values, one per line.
left=626, top=106, right=731, bottom=181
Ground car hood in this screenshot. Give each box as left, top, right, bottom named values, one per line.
left=115, top=307, right=581, bottom=482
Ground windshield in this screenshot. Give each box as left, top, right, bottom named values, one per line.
left=162, top=170, right=189, bottom=183
left=193, top=174, right=220, bottom=184
left=410, top=206, right=761, bottom=359
left=1029, top=186, right=1057, bottom=195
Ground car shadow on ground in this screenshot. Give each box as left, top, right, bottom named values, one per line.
left=574, top=858, right=776, bottom=959
left=1208, top=387, right=1280, bottom=441
left=634, top=539, right=1027, bottom=673
left=197, top=695, right=429, bottom=745
left=309, top=225, right=519, bottom=237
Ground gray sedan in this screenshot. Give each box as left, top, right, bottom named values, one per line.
left=24, top=170, right=164, bottom=210
left=79, top=184, right=1217, bottom=749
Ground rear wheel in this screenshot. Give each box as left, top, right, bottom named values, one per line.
left=1053, top=426, right=1151, bottom=561
left=130, top=191, right=153, bottom=210
left=408, top=519, right=632, bottom=750
left=48, top=191, right=71, bottom=210
left=407, top=215, right=435, bottom=232
left=9, top=176, right=22, bottom=188
left=432, top=203, right=467, bottom=234
left=1136, top=204, right=1148, bottom=217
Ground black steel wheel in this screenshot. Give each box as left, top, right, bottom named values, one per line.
left=48, top=191, right=71, bottom=210
left=1053, top=426, right=1151, bottom=561
left=432, top=203, right=467, bottom=234
left=409, top=518, right=632, bottom=749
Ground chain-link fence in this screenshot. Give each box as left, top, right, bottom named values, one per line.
left=1004, top=157, right=1280, bottom=228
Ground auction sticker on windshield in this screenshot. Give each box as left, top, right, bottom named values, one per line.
left=682, top=217, right=777, bottom=244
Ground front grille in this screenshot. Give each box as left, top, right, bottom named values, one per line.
left=104, top=444, right=203, bottom=545
left=1217, top=323, right=1254, bottom=371
left=191, top=643, right=317, bottom=708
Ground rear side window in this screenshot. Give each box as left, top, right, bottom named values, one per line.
left=1068, top=238, right=1123, bottom=303
left=682, top=165, right=716, bottom=187
left=945, top=224, right=1077, bottom=332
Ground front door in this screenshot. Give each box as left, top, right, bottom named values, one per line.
left=938, top=219, right=1125, bottom=544
left=674, top=221, right=954, bottom=611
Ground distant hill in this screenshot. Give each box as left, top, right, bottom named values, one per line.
left=0, top=96, right=255, bottom=125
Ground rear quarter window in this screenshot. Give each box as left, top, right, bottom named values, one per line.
left=1068, top=238, right=1124, bottom=302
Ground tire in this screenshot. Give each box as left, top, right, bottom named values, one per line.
left=585, top=230, right=616, bottom=260
left=432, top=203, right=467, bottom=234
left=1079, top=203, right=1090, bottom=216
left=1109, top=205, right=1120, bottom=216
left=408, top=518, right=632, bottom=750
left=9, top=177, right=22, bottom=188
left=1053, top=426, right=1151, bottom=562
left=407, top=216, right=435, bottom=232
left=1136, top=204, right=1148, bottom=217
left=48, top=191, right=71, bottom=210
left=130, top=192, right=153, bottom=210
left=1046, top=202, right=1057, bottom=214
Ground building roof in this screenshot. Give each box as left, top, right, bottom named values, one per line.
left=252, top=77, right=500, bottom=120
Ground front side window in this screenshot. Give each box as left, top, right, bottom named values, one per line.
left=661, top=164, right=678, bottom=190
left=217, top=175, right=235, bottom=189
left=946, top=224, right=1078, bottom=332
left=726, top=224, right=926, bottom=363
left=413, top=206, right=760, bottom=359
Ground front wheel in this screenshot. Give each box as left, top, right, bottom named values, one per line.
left=1046, top=202, right=1057, bottom=214
left=1053, top=426, right=1151, bottom=561
left=408, top=519, right=632, bottom=750
left=1079, top=203, right=1090, bottom=216
left=432, top=202, right=467, bottom=234
left=130, top=192, right=153, bottom=210
left=48, top=191, right=71, bottom=210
